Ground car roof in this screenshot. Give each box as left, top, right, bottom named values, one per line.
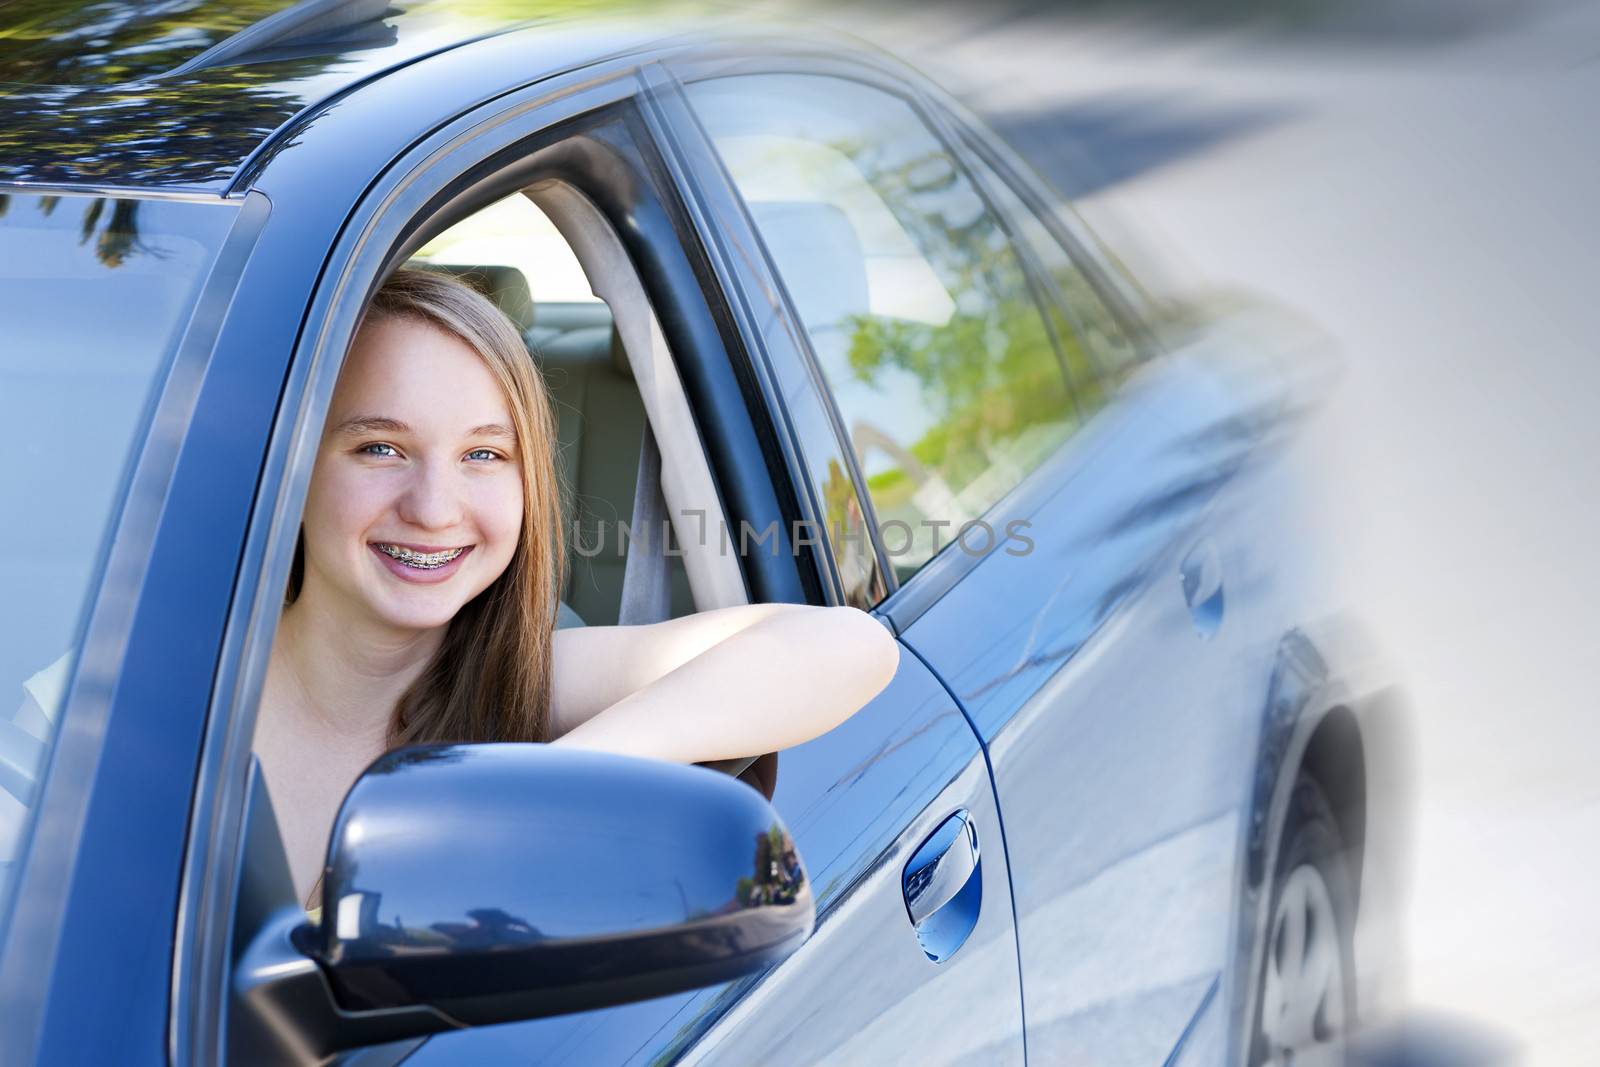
left=0, top=1, right=712, bottom=193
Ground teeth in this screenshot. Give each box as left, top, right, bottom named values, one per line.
left=378, top=544, right=465, bottom=569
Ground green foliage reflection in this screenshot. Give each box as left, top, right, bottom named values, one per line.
left=814, top=131, right=1079, bottom=577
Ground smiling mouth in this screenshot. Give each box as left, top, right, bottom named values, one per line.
left=374, top=543, right=468, bottom=569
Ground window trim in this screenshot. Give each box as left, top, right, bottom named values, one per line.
left=667, top=60, right=965, bottom=609
left=636, top=62, right=858, bottom=608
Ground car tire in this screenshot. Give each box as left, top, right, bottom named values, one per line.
left=1250, top=772, right=1358, bottom=1067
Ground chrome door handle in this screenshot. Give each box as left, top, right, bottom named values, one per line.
left=902, top=811, right=982, bottom=961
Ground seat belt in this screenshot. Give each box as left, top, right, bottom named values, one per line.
left=617, top=422, right=761, bottom=781
left=617, top=423, right=672, bottom=626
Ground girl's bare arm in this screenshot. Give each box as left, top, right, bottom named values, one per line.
left=548, top=603, right=898, bottom=763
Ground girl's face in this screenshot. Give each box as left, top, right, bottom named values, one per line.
left=300, top=314, right=524, bottom=635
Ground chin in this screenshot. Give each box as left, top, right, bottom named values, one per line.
left=369, top=590, right=473, bottom=634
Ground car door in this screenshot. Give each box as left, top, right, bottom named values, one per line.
left=673, top=57, right=1296, bottom=1066
left=891, top=98, right=1301, bottom=1065
left=390, top=79, right=1023, bottom=1067
left=657, top=58, right=1063, bottom=1063
left=156, top=47, right=1021, bottom=1064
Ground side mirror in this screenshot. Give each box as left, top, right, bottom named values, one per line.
left=234, top=744, right=811, bottom=1060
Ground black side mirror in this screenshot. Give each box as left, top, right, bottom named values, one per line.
left=233, top=744, right=811, bottom=1061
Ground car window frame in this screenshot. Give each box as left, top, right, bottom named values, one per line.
left=642, top=62, right=893, bottom=612
left=671, top=51, right=1112, bottom=623
left=672, top=53, right=967, bottom=613
left=172, top=62, right=821, bottom=1066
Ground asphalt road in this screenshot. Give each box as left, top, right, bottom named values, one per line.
left=774, top=2, right=1600, bottom=1062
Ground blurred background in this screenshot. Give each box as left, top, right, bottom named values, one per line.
left=752, top=0, right=1598, bottom=1062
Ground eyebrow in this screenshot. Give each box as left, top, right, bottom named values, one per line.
left=333, top=415, right=409, bottom=437
left=332, top=416, right=516, bottom=442
left=467, top=423, right=517, bottom=441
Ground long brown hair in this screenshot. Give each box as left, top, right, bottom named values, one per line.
left=290, top=267, right=566, bottom=745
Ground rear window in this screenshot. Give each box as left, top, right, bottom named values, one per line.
left=0, top=190, right=237, bottom=920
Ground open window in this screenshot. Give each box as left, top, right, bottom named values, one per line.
left=248, top=174, right=758, bottom=899
left=185, top=90, right=815, bottom=1067
left=404, top=188, right=744, bottom=626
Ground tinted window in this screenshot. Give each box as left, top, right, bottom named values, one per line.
left=963, top=147, right=1141, bottom=403
left=0, top=191, right=237, bottom=924
left=688, top=74, right=1080, bottom=587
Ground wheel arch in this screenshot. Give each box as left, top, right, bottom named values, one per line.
left=1244, top=629, right=1370, bottom=895
left=1228, top=626, right=1378, bottom=1066
left=1297, top=702, right=1367, bottom=904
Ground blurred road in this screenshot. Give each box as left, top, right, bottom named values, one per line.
left=775, top=2, right=1600, bottom=1062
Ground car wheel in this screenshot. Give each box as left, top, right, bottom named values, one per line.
left=1252, top=772, right=1357, bottom=1067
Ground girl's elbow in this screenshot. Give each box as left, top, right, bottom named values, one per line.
left=829, top=606, right=899, bottom=706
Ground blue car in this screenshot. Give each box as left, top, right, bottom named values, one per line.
left=0, top=3, right=1379, bottom=1065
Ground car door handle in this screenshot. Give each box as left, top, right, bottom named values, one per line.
left=902, top=810, right=982, bottom=962
left=1179, top=538, right=1225, bottom=637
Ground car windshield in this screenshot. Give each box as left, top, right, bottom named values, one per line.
left=0, top=190, right=237, bottom=928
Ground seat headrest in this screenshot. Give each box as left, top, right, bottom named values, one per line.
left=419, top=263, right=536, bottom=332
left=748, top=201, right=871, bottom=332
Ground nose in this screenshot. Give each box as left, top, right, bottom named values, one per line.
left=395, top=458, right=463, bottom=531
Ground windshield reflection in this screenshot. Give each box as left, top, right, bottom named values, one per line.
left=0, top=0, right=536, bottom=188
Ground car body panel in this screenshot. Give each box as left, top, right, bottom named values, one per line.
left=900, top=331, right=1326, bottom=1064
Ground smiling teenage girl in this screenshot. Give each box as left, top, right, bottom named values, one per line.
left=250, top=268, right=898, bottom=908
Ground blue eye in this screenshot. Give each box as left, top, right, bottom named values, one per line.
left=360, top=442, right=399, bottom=458
left=465, top=448, right=501, bottom=462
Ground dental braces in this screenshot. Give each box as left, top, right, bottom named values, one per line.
left=377, top=544, right=464, bottom=569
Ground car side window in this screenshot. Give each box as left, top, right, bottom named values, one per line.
left=686, top=74, right=1082, bottom=588
left=962, top=146, right=1142, bottom=405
